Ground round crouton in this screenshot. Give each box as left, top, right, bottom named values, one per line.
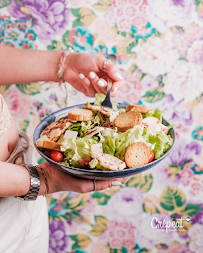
left=114, top=111, right=142, bottom=132
left=124, top=142, right=150, bottom=168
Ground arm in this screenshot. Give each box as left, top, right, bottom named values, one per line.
left=0, top=45, right=124, bottom=97
left=0, top=45, right=61, bottom=85
left=0, top=161, right=130, bottom=196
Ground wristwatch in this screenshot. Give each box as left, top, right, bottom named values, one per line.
left=16, top=164, right=40, bottom=201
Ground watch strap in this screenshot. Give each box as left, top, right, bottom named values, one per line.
left=16, top=164, right=40, bottom=201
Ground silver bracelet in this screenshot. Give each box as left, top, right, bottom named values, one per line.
left=16, top=164, right=40, bottom=201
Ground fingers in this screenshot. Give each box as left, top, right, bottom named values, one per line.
left=120, top=176, right=131, bottom=184
left=111, top=80, right=125, bottom=96
left=88, top=71, right=107, bottom=93
left=88, top=71, right=124, bottom=96
left=78, top=176, right=131, bottom=193
left=45, top=162, right=131, bottom=194
left=97, top=57, right=125, bottom=90
left=91, top=180, right=113, bottom=192
left=78, top=73, right=97, bottom=97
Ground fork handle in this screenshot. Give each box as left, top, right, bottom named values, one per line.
left=107, top=79, right=112, bottom=94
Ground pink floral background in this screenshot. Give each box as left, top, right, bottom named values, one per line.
left=1, top=0, right=203, bottom=252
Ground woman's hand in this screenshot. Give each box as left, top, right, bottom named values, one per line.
left=0, top=46, right=124, bottom=97
left=63, top=52, right=124, bottom=97
left=40, top=162, right=130, bottom=194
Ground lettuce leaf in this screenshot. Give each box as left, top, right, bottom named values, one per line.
left=115, top=125, right=145, bottom=161
left=142, top=128, right=173, bottom=159
left=66, top=118, right=101, bottom=138
left=94, top=93, right=105, bottom=106
left=142, top=109, right=163, bottom=121
left=103, top=135, right=116, bottom=156
left=61, top=137, right=97, bottom=166
left=150, top=132, right=173, bottom=159
left=94, top=93, right=125, bottom=112
left=68, top=122, right=85, bottom=138
left=167, top=124, right=176, bottom=133
left=114, top=125, right=173, bottom=161
left=89, top=158, right=98, bottom=169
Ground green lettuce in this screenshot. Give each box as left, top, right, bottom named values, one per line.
left=142, top=109, right=163, bottom=121
left=103, top=135, right=116, bottom=156
left=59, top=160, right=70, bottom=167
left=61, top=137, right=97, bottom=166
left=113, top=125, right=173, bottom=161
left=142, top=128, right=173, bottom=159
left=68, top=122, right=81, bottom=132
left=94, top=93, right=125, bottom=112
left=89, top=158, right=98, bottom=169
left=65, top=119, right=101, bottom=138
left=89, top=158, right=108, bottom=171
left=150, top=132, right=173, bottom=159
left=68, top=122, right=85, bottom=138
left=114, top=125, right=145, bottom=161
left=94, top=93, right=105, bottom=106
left=167, top=124, right=176, bottom=133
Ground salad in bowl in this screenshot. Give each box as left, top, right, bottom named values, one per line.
left=35, top=94, right=175, bottom=175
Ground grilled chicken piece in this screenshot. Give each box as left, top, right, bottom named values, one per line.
left=85, top=105, right=112, bottom=117
left=141, top=117, right=168, bottom=134
left=84, top=126, right=104, bottom=138
left=90, top=151, right=126, bottom=171
left=40, top=118, right=72, bottom=142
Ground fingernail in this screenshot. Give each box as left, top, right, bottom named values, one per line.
left=89, top=71, right=96, bottom=79
left=113, top=87, right=118, bottom=92
left=115, top=72, right=123, bottom=80
left=98, top=80, right=105, bottom=87
left=111, top=181, right=122, bottom=186
left=79, top=73, right=85, bottom=79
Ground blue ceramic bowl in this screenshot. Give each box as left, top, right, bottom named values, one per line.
left=33, top=103, right=176, bottom=180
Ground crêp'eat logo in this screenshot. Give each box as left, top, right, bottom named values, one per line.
left=151, top=216, right=191, bottom=233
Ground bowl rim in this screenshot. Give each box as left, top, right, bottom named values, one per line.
left=33, top=102, right=176, bottom=176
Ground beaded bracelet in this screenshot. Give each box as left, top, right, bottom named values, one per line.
left=57, top=47, right=73, bottom=84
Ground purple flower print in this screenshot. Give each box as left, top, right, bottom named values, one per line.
left=99, top=220, right=136, bottom=250
left=152, top=139, right=201, bottom=189
left=49, top=219, right=69, bottom=253
left=157, top=242, right=193, bottom=253
left=106, top=187, right=143, bottom=223
left=191, top=203, right=203, bottom=225
left=144, top=94, right=193, bottom=126
left=7, top=0, right=70, bottom=45
left=188, top=224, right=203, bottom=253
left=147, top=0, right=196, bottom=33
left=137, top=213, right=176, bottom=249
left=187, top=40, right=203, bottom=69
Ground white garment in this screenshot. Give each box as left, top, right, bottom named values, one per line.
left=0, top=132, right=49, bottom=253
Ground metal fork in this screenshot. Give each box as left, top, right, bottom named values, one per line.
left=101, top=54, right=117, bottom=109
left=101, top=78, right=113, bottom=109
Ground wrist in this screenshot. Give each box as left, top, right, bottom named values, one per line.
left=48, top=50, right=63, bottom=82
left=35, top=164, right=48, bottom=196
left=57, top=48, right=74, bottom=83
left=38, top=162, right=58, bottom=194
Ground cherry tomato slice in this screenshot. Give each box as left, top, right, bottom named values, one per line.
left=148, top=151, right=154, bottom=163
left=78, top=156, right=92, bottom=169
left=50, top=151, right=63, bottom=162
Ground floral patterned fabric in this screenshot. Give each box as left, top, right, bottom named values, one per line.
left=0, top=94, right=12, bottom=139
left=1, top=0, right=203, bottom=252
